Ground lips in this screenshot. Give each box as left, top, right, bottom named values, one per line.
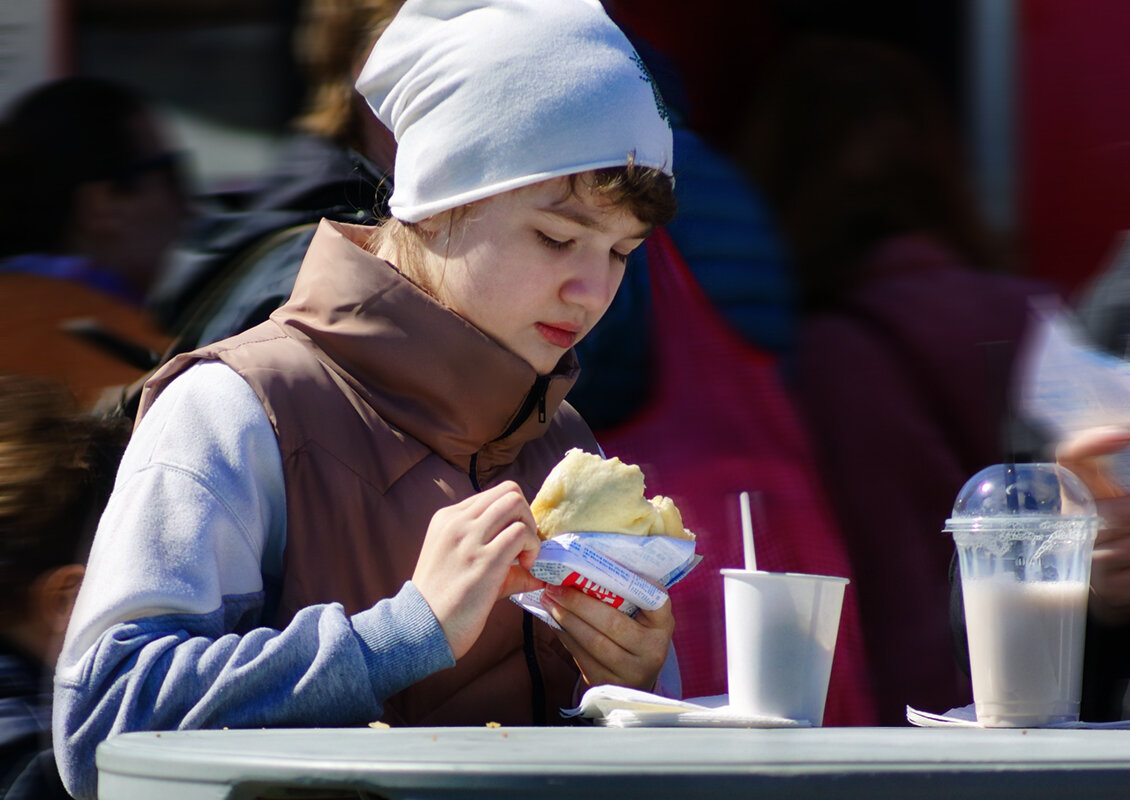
left=536, top=321, right=581, bottom=349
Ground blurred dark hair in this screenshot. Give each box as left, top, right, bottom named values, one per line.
left=0, top=375, right=130, bottom=623
left=739, top=35, right=1001, bottom=310
left=292, top=0, right=405, bottom=143
left=0, top=76, right=155, bottom=257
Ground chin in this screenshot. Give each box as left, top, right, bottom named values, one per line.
left=527, top=354, right=563, bottom=376
left=514, top=336, right=572, bottom=375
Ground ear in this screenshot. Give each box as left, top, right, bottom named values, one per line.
left=33, top=563, right=85, bottom=636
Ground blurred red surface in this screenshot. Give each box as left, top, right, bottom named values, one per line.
left=1020, top=0, right=1130, bottom=295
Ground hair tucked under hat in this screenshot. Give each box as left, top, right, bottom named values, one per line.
left=355, top=0, right=674, bottom=223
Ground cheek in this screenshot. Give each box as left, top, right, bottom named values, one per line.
left=588, top=263, right=627, bottom=320
left=441, top=243, right=549, bottom=329
left=468, top=251, right=539, bottom=300
left=136, top=187, right=184, bottom=243
left=434, top=263, right=509, bottom=328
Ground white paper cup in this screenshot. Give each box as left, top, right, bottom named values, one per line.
left=721, top=569, right=848, bottom=725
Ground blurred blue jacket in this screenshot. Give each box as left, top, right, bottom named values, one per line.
left=147, top=132, right=388, bottom=335
left=0, top=640, right=69, bottom=799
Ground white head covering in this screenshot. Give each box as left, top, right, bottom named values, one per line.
left=355, top=0, right=674, bottom=223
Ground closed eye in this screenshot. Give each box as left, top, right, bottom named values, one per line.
left=537, top=231, right=572, bottom=251
left=539, top=230, right=634, bottom=264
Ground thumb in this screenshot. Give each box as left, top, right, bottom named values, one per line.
left=498, top=564, right=545, bottom=599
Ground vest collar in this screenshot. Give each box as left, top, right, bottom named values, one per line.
left=271, top=220, right=579, bottom=472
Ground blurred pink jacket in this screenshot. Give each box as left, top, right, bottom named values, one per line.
left=792, top=233, right=1055, bottom=725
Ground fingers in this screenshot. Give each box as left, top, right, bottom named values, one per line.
left=499, top=562, right=545, bottom=598
left=1085, top=495, right=1130, bottom=625
left=544, top=585, right=627, bottom=652
left=469, top=483, right=540, bottom=560
left=549, top=615, right=625, bottom=688
left=634, top=600, right=676, bottom=632
left=1057, top=427, right=1130, bottom=500
left=432, top=481, right=538, bottom=558
left=474, top=481, right=536, bottom=533
left=1057, top=426, right=1130, bottom=462
left=1096, top=505, right=1130, bottom=544
left=487, top=521, right=545, bottom=599
left=543, top=586, right=673, bottom=689
left=412, top=481, right=542, bottom=659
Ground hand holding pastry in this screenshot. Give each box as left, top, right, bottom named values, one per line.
left=542, top=584, right=675, bottom=691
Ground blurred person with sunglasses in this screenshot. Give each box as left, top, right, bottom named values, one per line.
left=0, top=77, right=186, bottom=410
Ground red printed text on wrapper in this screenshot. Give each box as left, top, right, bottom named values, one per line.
left=562, top=572, right=626, bottom=608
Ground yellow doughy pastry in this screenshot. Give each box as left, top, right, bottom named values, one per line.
left=531, top=448, right=695, bottom=541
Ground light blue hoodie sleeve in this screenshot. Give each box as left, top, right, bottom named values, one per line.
left=52, top=363, right=454, bottom=800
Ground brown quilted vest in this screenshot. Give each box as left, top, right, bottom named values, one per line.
left=139, top=220, right=598, bottom=726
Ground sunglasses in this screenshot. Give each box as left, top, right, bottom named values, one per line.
left=120, top=150, right=191, bottom=194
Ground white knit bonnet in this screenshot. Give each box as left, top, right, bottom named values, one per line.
left=355, top=0, right=674, bottom=223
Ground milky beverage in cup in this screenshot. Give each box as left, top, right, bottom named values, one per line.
left=946, top=463, right=1098, bottom=728
left=961, top=577, right=1088, bottom=726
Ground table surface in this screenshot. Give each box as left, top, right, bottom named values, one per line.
left=96, top=725, right=1130, bottom=800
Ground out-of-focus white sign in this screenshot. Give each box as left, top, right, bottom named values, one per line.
left=0, top=0, right=64, bottom=112
left=1018, top=299, right=1130, bottom=489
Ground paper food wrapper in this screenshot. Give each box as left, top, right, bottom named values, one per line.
left=511, top=532, right=701, bottom=629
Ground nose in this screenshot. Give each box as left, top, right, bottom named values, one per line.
left=559, top=252, right=621, bottom=314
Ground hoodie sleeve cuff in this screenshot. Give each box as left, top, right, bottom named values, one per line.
left=351, top=581, right=455, bottom=699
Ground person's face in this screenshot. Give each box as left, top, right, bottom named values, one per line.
left=112, top=113, right=190, bottom=294
left=419, top=177, right=651, bottom=374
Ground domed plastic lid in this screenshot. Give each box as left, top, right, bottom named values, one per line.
left=943, top=462, right=1099, bottom=536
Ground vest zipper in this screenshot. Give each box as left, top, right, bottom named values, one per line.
left=466, top=374, right=552, bottom=723
left=466, top=451, right=547, bottom=724
left=466, top=374, right=551, bottom=487
left=499, top=374, right=550, bottom=440
left=523, top=611, right=548, bottom=725
left=468, top=452, right=481, bottom=492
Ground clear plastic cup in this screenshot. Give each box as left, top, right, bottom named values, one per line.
left=944, top=463, right=1099, bottom=727
left=721, top=569, right=848, bottom=725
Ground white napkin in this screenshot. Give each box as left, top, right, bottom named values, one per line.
left=564, top=685, right=809, bottom=728
left=907, top=704, right=1130, bottom=729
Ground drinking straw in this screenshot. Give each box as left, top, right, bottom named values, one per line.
left=985, top=338, right=1022, bottom=514
left=739, top=491, right=758, bottom=571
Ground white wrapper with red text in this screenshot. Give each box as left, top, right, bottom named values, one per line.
left=511, top=532, right=701, bottom=629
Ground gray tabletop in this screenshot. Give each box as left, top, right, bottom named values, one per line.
left=96, top=725, right=1130, bottom=799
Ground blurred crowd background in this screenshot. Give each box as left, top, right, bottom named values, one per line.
left=9, top=0, right=1130, bottom=296
left=5, top=0, right=1130, bottom=766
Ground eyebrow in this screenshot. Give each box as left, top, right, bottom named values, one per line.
left=539, top=206, right=652, bottom=240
